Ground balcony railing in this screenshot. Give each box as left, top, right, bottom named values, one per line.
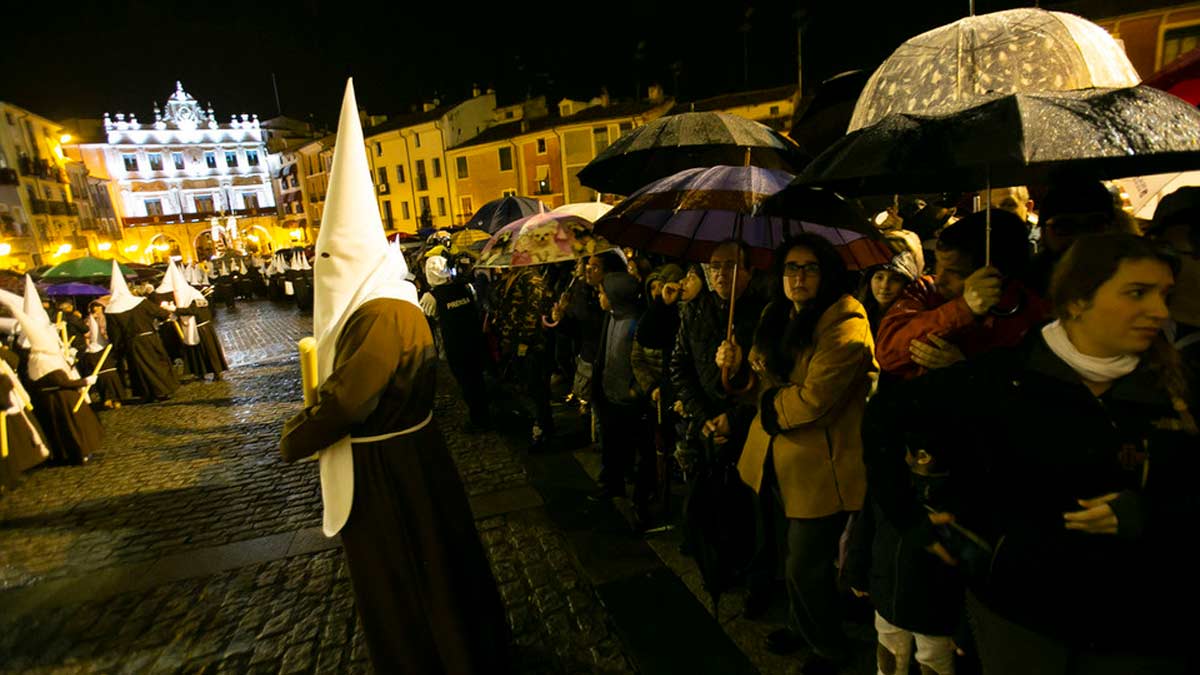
left=232, top=206, right=276, bottom=218
left=18, top=157, right=66, bottom=183
left=0, top=168, right=17, bottom=185
left=122, top=206, right=277, bottom=227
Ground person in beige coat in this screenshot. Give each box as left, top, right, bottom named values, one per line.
left=717, top=233, right=877, bottom=675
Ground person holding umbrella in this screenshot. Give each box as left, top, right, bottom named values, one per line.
left=864, top=234, right=1196, bottom=674
left=717, top=234, right=876, bottom=673
left=875, top=210, right=1043, bottom=381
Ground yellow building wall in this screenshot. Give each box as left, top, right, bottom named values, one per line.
left=447, top=142, right=521, bottom=225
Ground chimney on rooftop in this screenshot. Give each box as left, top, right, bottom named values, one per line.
left=648, top=84, right=664, bottom=103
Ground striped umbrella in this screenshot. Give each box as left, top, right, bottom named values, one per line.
left=594, top=165, right=891, bottom=271
left=578, top=112, right=806, bottom=196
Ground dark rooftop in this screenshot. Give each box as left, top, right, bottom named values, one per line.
left=451, top=99, right=671, bottom=150
left=667, top=84, right=798, bottom=116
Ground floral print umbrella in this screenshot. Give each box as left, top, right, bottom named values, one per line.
left=477, top=213, right=617, bottom=269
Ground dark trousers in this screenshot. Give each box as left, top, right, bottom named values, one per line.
left=750, top=459, right=851, bottom=661
left=966, top=592, right=1187, bottom=675
left=516, top=352, right=553, bottom=433
left=446, top=347, right=489, bottom=426
left=597, top=401, right=655, bottom=507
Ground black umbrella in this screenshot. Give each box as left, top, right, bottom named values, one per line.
left=788, top=70, right=870, bottom=162
left=683, top=445, right=757, bottom=617
left=467, top=195, right=544, bottom=234
left=796, top=85, right=1200, bottom=196
left=578, top=112, right=807, bottom=196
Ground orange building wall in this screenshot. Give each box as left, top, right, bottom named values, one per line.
left=452, top=146, right=518, bottom=222
left=519, top=135, right=564, bottom=208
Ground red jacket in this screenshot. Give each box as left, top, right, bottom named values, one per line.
left=875, top=275, right=1048, bottom=380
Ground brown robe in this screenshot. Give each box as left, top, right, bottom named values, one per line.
left=0, top=347, right=47, bottom=487
left=280, top=298, right=510, bottom=673
left=107, top=300, right=179, bottom=401
left=30, top=369, right=103, bottom=465
left=176, top=304, right=228, bottom=379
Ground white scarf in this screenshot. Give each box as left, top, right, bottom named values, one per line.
left=1041, top=320, right=1139, bottom=384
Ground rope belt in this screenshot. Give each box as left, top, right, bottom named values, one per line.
left=196, top=321, right=210, bottom=327
left=136, top=331, right=155, bottom=337
left=350, top=412, right=433, bottom=443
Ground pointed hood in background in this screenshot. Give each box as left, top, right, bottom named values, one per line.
left=0, top=292, right=72, bottom=381
left=311, top=78, right=419, bottom=537
left=156, top=260, right=179, bottom=295
left=24, top=275, right=53, bottom=326
left=106, top=260, right=143, bottom=314
left=169, top=264, right=205, bottom=345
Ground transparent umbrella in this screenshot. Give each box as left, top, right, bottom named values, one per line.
left=850, top=7, right=1141, bottom=132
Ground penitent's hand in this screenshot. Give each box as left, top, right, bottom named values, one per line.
left=1063, top=492, right=1120, bottom=535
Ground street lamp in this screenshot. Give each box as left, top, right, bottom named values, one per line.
left=97, top=241, right=113, bottom=252
left=0, top=243, right=11, bottom=256
left=55, top=243, right=72, bottom=256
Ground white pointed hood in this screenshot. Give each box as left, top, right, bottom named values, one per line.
left=156, top=261, right=179, bottom=295
left=311, top=78, right=420, bottom=537
left=106, top=260, right=143, bottom=314
left=170, top=264, right=206, bottom=345
left=0, top=292, right=71, bottom=381
left=24, top=275, right=47, bottom=322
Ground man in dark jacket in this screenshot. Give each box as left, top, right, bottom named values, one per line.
left=590, top=273, right=653, bottom=518
left=425, top=255, right=490, bottom=429
left=669, top=240, right=763, bottom=463
left=556, top=252, right=625, bottom=408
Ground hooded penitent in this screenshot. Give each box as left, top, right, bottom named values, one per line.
left=312, top=78, right=420, bottom=537
left=169, top=263, right=207, bottom=346
left=106, top=260, right=144, bottom=314
left=0, top=292, right=73, bottom=382
left=20, top=275, right=50, bottom=350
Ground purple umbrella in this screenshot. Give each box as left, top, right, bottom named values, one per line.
left=43, top=282, right=110, bottom=296
left=594, top=165, right=891, bottom=270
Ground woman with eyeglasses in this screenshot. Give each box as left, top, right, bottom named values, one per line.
left=865, top=234, right=1198, bottom=674
left=715, top=234, right=877, bottom=674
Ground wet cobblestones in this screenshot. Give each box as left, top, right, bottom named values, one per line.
left=0, top=300, right=631, bottom=674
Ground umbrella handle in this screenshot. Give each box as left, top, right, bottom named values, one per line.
left=721, top=260, right=755, bottom=395
left=721, top=365, right=756, bottom=396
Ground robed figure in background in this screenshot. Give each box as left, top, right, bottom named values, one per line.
left=0, top=342, right=48, bottom=487
left=166, top=264, right=229, bottom=381
left=0, top=296, right=101, bottom=465
left=105, top=262, right=179, bottom=402
left=278, top=79, right=509, bottom=674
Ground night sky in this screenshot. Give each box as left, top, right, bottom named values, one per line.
left=5, top=0, right=1083, bottom=128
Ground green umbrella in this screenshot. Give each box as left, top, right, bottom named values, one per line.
left=40, top=256, right=135, bottom=280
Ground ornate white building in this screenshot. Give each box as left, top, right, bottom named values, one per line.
left=83, top=82, right=279, bottom=260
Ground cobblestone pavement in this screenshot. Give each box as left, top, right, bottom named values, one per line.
left=0, top=300, right=631, bottom=674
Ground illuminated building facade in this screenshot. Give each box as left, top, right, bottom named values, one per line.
left=0, top=101, right=82, bottom=269
left=80, top=82, right=282, bottom=262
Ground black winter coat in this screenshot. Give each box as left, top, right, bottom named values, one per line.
left=668, top=290, right=764, bottom=447
left=864, top=331, right=1200, bottom=656
left=844, top=487, right=964, bottom=636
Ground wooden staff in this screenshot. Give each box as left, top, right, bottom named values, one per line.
left=1, top=412, right=7, bottom=459
left=72, top=344, right=112, bottom=413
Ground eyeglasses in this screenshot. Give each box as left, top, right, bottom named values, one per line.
left=706, top=261, right=739, bottom=272
left=782, top=262, right=821, bottom=277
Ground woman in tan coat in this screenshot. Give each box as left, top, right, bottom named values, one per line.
left=716, top=233, right=877, bottom=674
